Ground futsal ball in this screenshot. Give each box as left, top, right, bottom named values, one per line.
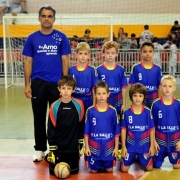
left=54, top=162, right=71, bottom=179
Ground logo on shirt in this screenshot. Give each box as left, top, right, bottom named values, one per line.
left=109, top=87, right=120, bottom=92
left=37, top=44, right=58, bottom=55
left=145, top=86, right=157, bottom=91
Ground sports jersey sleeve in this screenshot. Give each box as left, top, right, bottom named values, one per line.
left=92, top=67, right=98, bottom=89
left=149, top=110, right=155, bottom=130
left=114, top=111, right=120, bottom=136
left=47, top=101, right=60, bottom=146
left=121, top=68, right=128, bottom=88
left=120, top=111, right=127, bottom=129
left=22, top=35, right=34, bottom=57
left=129, top=65, right=136, bottom=85
left=84, top=109, right=90, bottom=136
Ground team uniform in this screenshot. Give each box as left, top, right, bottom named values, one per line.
left=152, top=42, right=164, bottom=67
left=48, top=98, right=84, bottom=174
left=121, top=105, right=155, bottom=166
left=69, top=64, right=98, bottom=111
left=96, top=64, right=128, bottom=114
left=139, top=30, right=153, bottom=47
left=84, top=105, right=120, bottom=170
left=151, top=98, right=180, bottom=168
left=22, top=30, right=71, bottom=151
left=129, top=62, right=162, bottom=108
left=169, top=44, right=177, bottom=76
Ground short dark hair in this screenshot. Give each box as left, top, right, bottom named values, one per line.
left=152, top=37, right=158, bottom=43
left=144, top=25, right=149, bottom=30
left=131, top=33, right=136, bottom=37
left=57, top=75, right=76, bottom=90
left=85, top=29, right=91, bottom=34
left=38, top=5, right=56, bottom=18
left=94, top=81, right=109, bottom=94
left=174, top=20, right=179, bottom=25
left=129, top=83, right=147, bottom=103
left=140, top=42, right=154, bottom=51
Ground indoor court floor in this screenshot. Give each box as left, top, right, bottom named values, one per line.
left=1, top=84, right=180, bottom=180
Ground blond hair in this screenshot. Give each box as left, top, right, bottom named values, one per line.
left=76, top=42, right=90, bottom=53
left=160, top=75, right=176, bottom=85
left=102, top=41, right=118, bottom=53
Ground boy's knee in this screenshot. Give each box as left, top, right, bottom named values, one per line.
left=153, top=161, right=162, bottom=168
left=106, top=168, right=113, bottom=172
left=173, top=164, right=180, bottom=169
left=145, top=165, right=153, bottom=171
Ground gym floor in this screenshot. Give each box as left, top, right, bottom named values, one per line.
left=0, top=85, right=180, bottom=180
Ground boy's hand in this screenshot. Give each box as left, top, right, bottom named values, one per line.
left=85, top=147, right=91, bottom=156
left=154, top=140, right=160, bottom=153
left=112, top=147, right=118, bottom=158
left=175, top=141, right=180, bottom=151
left=149, top=145, right=155, bottom=156
left=122, top=147, right=128, bottom=158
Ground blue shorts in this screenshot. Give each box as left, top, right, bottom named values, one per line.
left=154, top=151, right=180, bottom=167
left=121, top=152, right=152, bottom=167
left=108, top=93, right=122, bottom=114
left=87, top=156, right=113, bottom=171
left=73, top=95, right=93, bottom=111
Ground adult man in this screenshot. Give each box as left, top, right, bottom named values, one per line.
left=23, top=5, right=71, bottom=162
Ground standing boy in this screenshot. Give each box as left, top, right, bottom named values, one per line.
left=84, top=81, right=120, bottom=172
left=22, top=5, right=71, bottom=161
left=139, top=25, right=153, bottom=47
left=97, top=41, right=128, bottom=114
left=121, top=83, right=155, bottom=172
left=152, top=37, right=164, bottom=67
left=151, top=75, right=180, bottom=169
left=129, top=42, right=162, bottom=108
left=69, top=42, right=98, bottom=140
left=169, top=39, right=177, bottom=76
left=47, top=75, right=84, bottom=175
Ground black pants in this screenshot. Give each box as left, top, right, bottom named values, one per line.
left=31, top=78, right=59, bottom=151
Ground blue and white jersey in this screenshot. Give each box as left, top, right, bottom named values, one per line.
left=151, top=97, right=180, bottom=152
left=84, top=105, right=120, bottom=160
left=22, top=30, right=71, bottom=83
left=121, top=105, right=155, bottom=153
left=96, top=64, right=128, bottom=113
left=129, top=62, right=162, bottom=108
left=69, top=64, right=98, bottom=96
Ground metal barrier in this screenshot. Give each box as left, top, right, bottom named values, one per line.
left=0, top=49, right=180, bottom=82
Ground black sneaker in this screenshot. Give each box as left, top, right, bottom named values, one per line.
left=23, top=11, right=28, bottom=14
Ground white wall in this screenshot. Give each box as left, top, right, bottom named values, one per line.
left=25, top=0, right=180, bottom=14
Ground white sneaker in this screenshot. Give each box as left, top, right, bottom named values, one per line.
left=33, top=151, right=45, bottom=162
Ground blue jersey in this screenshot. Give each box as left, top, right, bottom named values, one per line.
left=129, top=62, right=162, bottom=108
left=69, top=64, right=98, bottom=96
left=22, top=30, right=71, bottom=83
left=121, top=105, right=155, bottom=153
left=84, top=105, right=120, bottom=161
left=96, top=64, right=128, bottom=113
left=151, top=98, right=180, bottom=152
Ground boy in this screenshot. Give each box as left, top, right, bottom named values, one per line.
left=46, top=75, right=84, bottom=175
left=121, top=83, right=155, bottom=172
left=169, top=39, right=177, bottom=76
left=84, top=81, right=120, bottom=172
left=152, top=37, right=164, bottom=67
left=129, top=42, right=162, bottom=108
left=130, top=33, right=138, bottom=49
left=151, top=75, right=180, bottom=169
left=139, top=25, right=153, bottom=47
left=97, top=41, right=128, bottom=115
left=69, top=42, right=98, bottom=141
